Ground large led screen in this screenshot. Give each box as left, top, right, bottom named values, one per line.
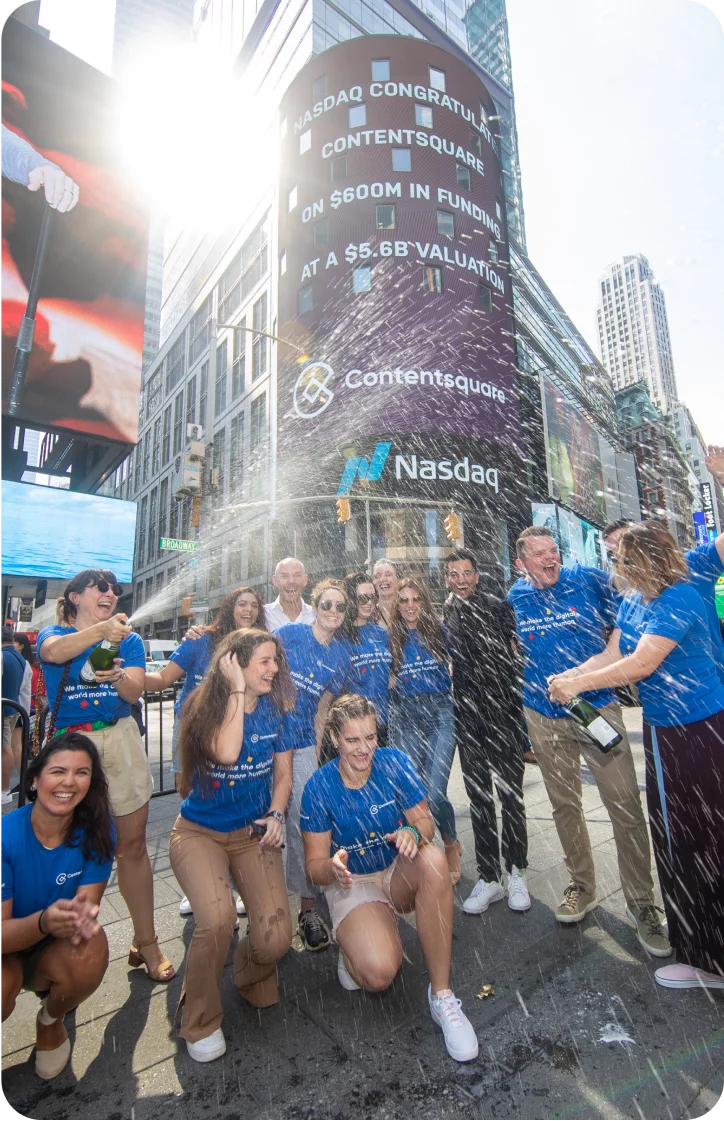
left=1, top=481, right=137, bottom=582
left=1, top=18, right=148, bottom=442
left=541, top=377, right=607, bottom=526
left=275, top=38, right=519, bottom=502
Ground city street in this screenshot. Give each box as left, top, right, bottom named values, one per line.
left=2, top=708, right=722, bottom=1120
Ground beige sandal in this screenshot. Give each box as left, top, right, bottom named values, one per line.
left=128, top=935, right=175, bottom=983
left=445, top=839, right=463, bottom=886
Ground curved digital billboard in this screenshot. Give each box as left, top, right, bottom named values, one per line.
left=276, top=37, right=520, bottom=503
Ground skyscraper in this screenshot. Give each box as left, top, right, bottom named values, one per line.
left=596, top=253, right=678, bottom=416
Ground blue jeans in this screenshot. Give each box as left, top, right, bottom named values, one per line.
left=389, top=692, right=457, bottom=842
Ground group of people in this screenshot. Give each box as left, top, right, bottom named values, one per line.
left=2, top=510, right=723, bottom=1079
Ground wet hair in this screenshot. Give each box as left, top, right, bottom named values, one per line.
left=372, top=558, right=400, bottom=579
left=310, top=577, right=346, bottom=609
left=337, top=572, right=376, bottom=644
left=179, top=628, right=296, bottom=794
left=444, top=549, right=478, bottom=571
left=57, top=569, right=120, bottom=626
left=208, top=586, right=265, bottom=649
left=13, top=633, right=33, bottom=663
left=24, top=733, right=114, bottom=864
left=613, top=521, right=688, bottom=599
left=515, top=526, right=555, bottom=560
left=325, top=694, right=378, bottom=759
left=389, top=577, right=447, bottom=672
left=603, top=518, right=633, bottom=540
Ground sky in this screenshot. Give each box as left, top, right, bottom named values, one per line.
left=18, top=0, right=724, bottom=442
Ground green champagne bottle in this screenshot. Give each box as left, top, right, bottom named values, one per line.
left=565, top=696, right=622, bottom=753
left=79, top=640, right=123, bottom=685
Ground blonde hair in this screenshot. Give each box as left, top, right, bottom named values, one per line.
left=614, top=521, right=688, bottom=599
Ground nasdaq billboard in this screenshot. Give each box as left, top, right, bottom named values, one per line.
left=276, top=38, right=519, bottom=501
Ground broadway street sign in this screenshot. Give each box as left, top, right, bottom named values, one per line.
left=159, top=538, right=198, bottom=552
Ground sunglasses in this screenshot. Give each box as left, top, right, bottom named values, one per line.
left=356, top=592, right=377, bottom=604
left=91, top=578, right=123, bottom=597
left=318, top=600, right=347, bottom=613
left=399, top=595, right=422, bottom=605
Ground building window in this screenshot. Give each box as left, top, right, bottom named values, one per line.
left=230, top=412, right=243, bottom=490
left=456, top=163, right=471, bottom=189
left=142, top=430, right=151, bottom=485
left=392, top=148, right=411, bottom=172
left=137, top=495, right=147, bottom=567
left=232, top=321, right=245, bottom=400
left=158, top=476, right=168, bottom=544
left=489, top=241, right=498, bottom=262
left=252, top=293, right=268, bottom=381
left=145, top=577, right=154, bottom=603
left=169, top=495, right=179, bottom=538
left=422, top=265, right=443, bottom=295
left=312, top=74, right=327, bottom=102
left=147, top=487, right=158, bottom=564
left=172, top=392, right=184, bottom=456
left=151, top=418, right=161, bottom=475
left=371, top=59, right=390, bottom=81
left=349, top=104, right=366, bottom=128
left=479, top=284, right=492, bottom=312
left=250, top=394, right=267, bottom=452
left=212, top=427, right=226, bottom=507
left=189, top=295, right=212, bottom=366
left=331, top=155, right=347, bottom=182
left=288, top=186, right=297, bottom=212
left=299, top=129, right=311, bottom=154
left=165, top=333, right=185, bottom=395
left=376, top=204, right=396, bottom=229
left=146, top=367, right=162, bottom=416
left=198, top=361, right=208, bottom=433
left=279, top=251, right=286, bottom=276
left=353, top=267, right=371, bottom=293
left=217, top=217, right=269, bottom=321
left=298, top=285, right=313, bottom=314
left=436, top=210, right=454, bottom=237
left=215, top=341, right=228, bottom=417
left=429, top=66, right=446, bottom=92
left=415, top=104, right=433, bottom=128
left=227, top=545, right=242, bottom=583
left=314, top=218, right=329, bottom=247
left=469, top=130, right=482, bottom=155
left=496, top=201, right=502, bottom=219
left=185, top=373, right=197, bottom=431
left=161, top=404, right=171, bottom=465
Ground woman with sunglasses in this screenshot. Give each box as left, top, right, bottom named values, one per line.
left=388, top=578, right=461, bottom=884
left=37, top=570, right=174, bottom=984
left=2, top=732, right=114, bottom=1080
left=276, top=579, right=351, bottom=952
left=372, top=559, right=400, bottom=629
left=338, top=572, right=393, bottom=745
left=301, top=694, right=478, bottom=1062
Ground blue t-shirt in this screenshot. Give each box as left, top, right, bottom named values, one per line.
left=616, top=583, right=724, bottom=728
left=38, top=626, right=146, bottom=727
left=1, top=803, right=114, bottom=919
left=394, top=628, right=451, bottom=696
left=180, top=694, right=295, bottom=832
left=340, top=623, right=392, bottom=724
left=507, top=565, right=618, bottom=718
left=685, top=542, right=724, bottom=684
left=276, top=624, right=350, bottom=749
left=2, top=646, right=24, bottom=716
left=300, top=747, right=426, bottom=875
left=169, top=633, right=213, bottom=713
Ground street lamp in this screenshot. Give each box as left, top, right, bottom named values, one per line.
left=215, top=320, right=307, bottom=356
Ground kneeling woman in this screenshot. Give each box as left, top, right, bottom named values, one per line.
left=301, top=695, right=478, bottom=1062
left=170, top=629, right=296, bottom=1063
left=2, top=733, right=114, bottom=1079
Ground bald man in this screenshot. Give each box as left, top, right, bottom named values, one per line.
left=265, top=558, right=315, bottom=631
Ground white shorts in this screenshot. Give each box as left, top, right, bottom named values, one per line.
left=324, top=857, right=410, bottom=935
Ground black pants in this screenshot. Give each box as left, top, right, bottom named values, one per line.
left=455, top=699, right=528, bottom=882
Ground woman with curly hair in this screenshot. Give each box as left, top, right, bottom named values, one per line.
left=388, top=578, right=461, bottom=884
left=169, top=628, right=296, bottom=1063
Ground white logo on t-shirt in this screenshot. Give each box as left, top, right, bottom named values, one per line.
left=55, top=869, right=82, bottom=886
left=369, top=799, right=395, bottom=816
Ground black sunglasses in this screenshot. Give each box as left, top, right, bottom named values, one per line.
left=318, top=600, right=347, bottom=613
left=356, top=592, right=377, bottom=604
left=92, top=578, right=123, bottom=597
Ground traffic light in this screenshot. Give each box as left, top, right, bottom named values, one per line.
left=336, top=497, right=351, bottom=523
left=444, top=511, right=461, bottom=542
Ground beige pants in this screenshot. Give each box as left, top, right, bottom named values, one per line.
left=524, top=703, right=654, bottom=908
left=169, top=815, right=292, bottom=1043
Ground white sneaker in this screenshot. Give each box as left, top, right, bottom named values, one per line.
left=186, top=1027, right=226, bottom=1063
left=337, top=953, right=361, bottom=991
left=235, top=894, right=246, bottom=916
left=179, top=895, right=193, bottom=916
left=506, top=866, right=531, bottom=912
left=428, top=985, right=479, bottom=1062
left=462, top=878, right=505, bottom=915
left=1, top=790, right=13, bottom=805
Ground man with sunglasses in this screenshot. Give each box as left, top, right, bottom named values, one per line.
left=264, top=558, right=314, bottom=631
left=443, top=551, right=530, bottom=915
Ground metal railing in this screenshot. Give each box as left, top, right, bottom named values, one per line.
left=1, top=699, right=31, bottom=807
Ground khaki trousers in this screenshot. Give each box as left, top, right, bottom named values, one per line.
left=524, top=703, right=654, bottom=908
left=169, top=815, right=292, bottom=1043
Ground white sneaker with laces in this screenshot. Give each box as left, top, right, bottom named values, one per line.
left=1, top=791, right=13, bottom=805
left=428, top=985, right=479, bottom=1061
left=178, top=895, right=193, bottom=916
left=235, top=894, right=246, bottom=916
left=186, top=1027, right=226, bottom=1063
left=506, top=866, right=531, bottom=912
left=462, top=878, right=505, bottom=915
left=337, top=953, right=361, bottom=991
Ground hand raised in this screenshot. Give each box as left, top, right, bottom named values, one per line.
left=332, top=848, right=353, bottom=888
left=218, top=651, right=246, bottom=693
left=100, top=614, right=132, bottom=644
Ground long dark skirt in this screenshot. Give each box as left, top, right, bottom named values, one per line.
left=643, top=709, right=724, bottom=976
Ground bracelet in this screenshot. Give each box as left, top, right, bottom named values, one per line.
left=38, top=909, right=47, bottom=934
left=267, top=809, right=285, bottom=824
left=400, top=824, right=421, bottom=844
left=230, top=690, right=246, bottom=695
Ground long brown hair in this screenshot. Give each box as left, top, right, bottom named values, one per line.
left=179, top=628, right=296, bottom=795
left=613, top=521, right=689, bottom=599
left=388, top=577, right=447, bottom=672
left=208, top=585, right=266, bottom=648
left=325, top=693, right=378, bottom=760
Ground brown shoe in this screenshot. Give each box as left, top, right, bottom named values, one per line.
left=555, top=883, right=597, bottom=924
left=445, top=839, right=463, bottom=885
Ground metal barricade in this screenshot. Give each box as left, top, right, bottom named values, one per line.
left=1, top=699, right=31, bottom=807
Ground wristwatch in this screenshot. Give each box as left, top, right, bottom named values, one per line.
left=267, top=810, right=285, bottom=825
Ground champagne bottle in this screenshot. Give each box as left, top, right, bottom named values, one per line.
left=565, top=696, right=622, bottom=752
left=79, top=640, right=123, bottom=685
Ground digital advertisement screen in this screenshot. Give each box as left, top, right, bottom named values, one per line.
left=531, top=501, right=605, bottom=570
left=275, top=37, right=519, bottom=502
left=541, top=377, right=607, bottom=527
left=1, top=481, right=137, bottom=582
left=1, top=18, right=148, bottom=443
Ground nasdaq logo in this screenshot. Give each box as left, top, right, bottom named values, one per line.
left=337, top=442, right=392, bottom=496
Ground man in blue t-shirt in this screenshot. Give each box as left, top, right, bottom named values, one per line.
left=2, top=627, right=25, bottom=804
left=507, top=527, right=669, bottom=956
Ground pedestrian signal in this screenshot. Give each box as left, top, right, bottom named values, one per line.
left=444, top=512, right=461, bottom=541
left=336, top=498, right=351, bottom=523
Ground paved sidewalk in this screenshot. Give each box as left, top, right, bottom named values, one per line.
left=2, top=710, right=723, bottom=1119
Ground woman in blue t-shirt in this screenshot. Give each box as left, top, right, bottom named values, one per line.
left=388, top=578, right=461, bottom=884
left=549, top=522, right=724, bottom=991
left=2, top=732, right=114, bottom=1080
left=38, top=569, right=174, bottom=985
left=337, top=572, right=393, bottom=744
left=168, top=627, right=296, bottom=1063
left=301, top=694, right=478, bottom=1063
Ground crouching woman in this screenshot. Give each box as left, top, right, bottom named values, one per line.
left=169, top=629, right=296, bottom=1064
left=301, top=694, right=479, bottom=1062
left=2, top=733, right=113, bottom=1079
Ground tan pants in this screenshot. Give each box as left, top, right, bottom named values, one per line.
left=169, top=815, right=292, bottom=1043
left=524, top=703, right=654, bottom=908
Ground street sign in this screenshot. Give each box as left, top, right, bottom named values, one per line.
left=159, top=538, right=198, bottom=552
